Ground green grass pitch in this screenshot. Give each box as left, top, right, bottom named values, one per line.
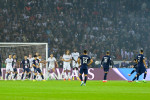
left=0, top=80, right=150, bottom=100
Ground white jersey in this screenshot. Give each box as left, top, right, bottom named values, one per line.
left=38, top=59, right=42, bottom=69
left=27, top=57, right=34, bottom=67
left=63, top=54, right=72, bottom=65
left=71, top=52, right=80, bottom=62
left=47, top=57, right=56, bottom=66
left=5, top=58, right=13, bottom=67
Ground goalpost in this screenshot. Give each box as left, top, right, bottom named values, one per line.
left=0, top=42, right=48, bottom=79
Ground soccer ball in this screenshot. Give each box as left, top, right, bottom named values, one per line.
left=95, top=61, right=100, bottom=65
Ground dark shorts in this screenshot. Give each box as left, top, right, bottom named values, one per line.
left=137, top=66, right=147, bottom=74
left=103, top=67, right=109, bottom=72
left=13, top=68, right=17, bottom=72
left=34, top=67, right=42, bottom=73
left=23, top=68, right=31, bottom=73
left=80, top=67, right=88, bottom=75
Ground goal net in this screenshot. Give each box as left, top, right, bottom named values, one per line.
left=0, top=42, right=48, bottom=79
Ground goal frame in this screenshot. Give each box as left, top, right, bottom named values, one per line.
left=0, top=42, right=48, bottom=77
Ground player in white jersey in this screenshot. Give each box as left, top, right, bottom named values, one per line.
left=38, top=55, right=44, bottom=71
left=27, top=54, right=34, bottom=79
left=5, top=54, right=13, bottom=80
left=71, top=49, right=80, bottom=80
left=46, top=54, right=58, bottom=80
left=61, top=50, right=72, bottom=81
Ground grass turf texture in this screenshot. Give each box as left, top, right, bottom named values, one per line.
left=0, top=80, right=150, bottom=100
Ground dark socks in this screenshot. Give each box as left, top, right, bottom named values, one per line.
left=137, top=74, right=139, bottom=80
left=41, top=75, right=44, bottom=79
left=14, top=73, right=17, bottom=79
left=34, top=75, right=36, bottom=79
left=104, top=73, right=108, bottom=80
left=21, top=74, right=24, bottom=79
left=6, top=73, right=10, bottom=79
left=29, top=73, right=31, bottom=79
left=132, top=76, right=137, bottom=81
left=130, top=70, right=135, bottom=75
left=84, top=76, right=87, bottom=83
left=144, top=73, right=147, bottom=79
left=79, top=75, right=83, bottom=81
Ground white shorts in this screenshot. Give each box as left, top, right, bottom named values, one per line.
left=72, top=61, right=79, bottom=68
left=48, top=65, right=55, bottom=71
left=6, top=66, right=13, bottom=72
left=63, top=64, right=71, bottom=70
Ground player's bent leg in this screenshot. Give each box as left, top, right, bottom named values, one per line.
left=84, top=74, right=88, bottom=86
left=72, top=68, right=75, bottom=80
left=143, top=71, right=147, bottom=83
left=68, top=70, right=71, bottom=81
left=103, top=72, right=108, bottom=82
left=64, top=70, right=67, bottom=81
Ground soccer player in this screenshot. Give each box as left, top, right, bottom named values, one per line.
left=21, top=56, right=31, bottom=80
left=128, top=59, right=137, bottom=76
left=61, top=50, right=72, bottom=81
left=32, top=55, right=45, bottom=81
left=71, top=49, right=80, bottom=80
left=27, top=54, right=34, bottom=79
left=77, top=50, right=93, bottom=86
left=46, top=54, right=58, bottom=80
left=12, top=54, right=19, bottom=80
left=5, top=54, right=13, bottom=80
left=101, top=51, right=112, bottom=82
left=132, top=50, right=147, bottom=83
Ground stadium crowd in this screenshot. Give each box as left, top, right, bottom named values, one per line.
left=0, top=0, right=150, bottom=61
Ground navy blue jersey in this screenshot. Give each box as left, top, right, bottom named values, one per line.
left=133, top=63, right=137, bottom=69
left=21, top=59, right=30, bottom=69
left=33, top=59, right=40, bottom=67
left=136, top=54, right=145, bottom=66
left=101, top=55, right=112, bottom=67
left=12, top=58, right=18, bottom=68
left=79, top=55, right=91, bottom=67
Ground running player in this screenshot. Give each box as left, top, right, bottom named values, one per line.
left=128, top=59, right=137, bottom=76
left=21, top=56, right=31, bottom=80
left=5, top=54, right=13, bottom=80
left=46, top=54, right=58, bottom=80
left=33, top=55, right=45, bottom=81
left=61, top=50, right=72, bottom=81
left=71, top=49, right=80, bottom=80
left=101, top=51, right=112, bottom=82
left=78, top=50, right=93, bottom=86
left=132, top=50, right=147, bottom=83
left=12, top=54, right=19, bottom=80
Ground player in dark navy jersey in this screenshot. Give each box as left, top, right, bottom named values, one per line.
left=32, top=55, right=45, bottom=81
left=21, top=56, right=31, bottom=80
left=12, top=54, right=19, bottom=80
left=128, top=59, right=138, bottom=76
left=101, top=51, right=112, bottom=82
left=77, top=50, right=93, bottom=86
left=132, top=50, right=147, bottom=83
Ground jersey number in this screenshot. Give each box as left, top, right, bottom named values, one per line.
left=83, top=57, right=88, bottom=64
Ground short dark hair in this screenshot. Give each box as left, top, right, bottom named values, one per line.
left=134, top=59, right=136, bottom=61
left=140, top=49, right=143, bottom=53
left=106, top=51, right=110, bottom=54
left=83, top=50, right=87, bottom=54
left=34, top=55, right=37, bottom=57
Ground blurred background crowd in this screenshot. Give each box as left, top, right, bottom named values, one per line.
left=0, top=0, right=150, bottom=63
